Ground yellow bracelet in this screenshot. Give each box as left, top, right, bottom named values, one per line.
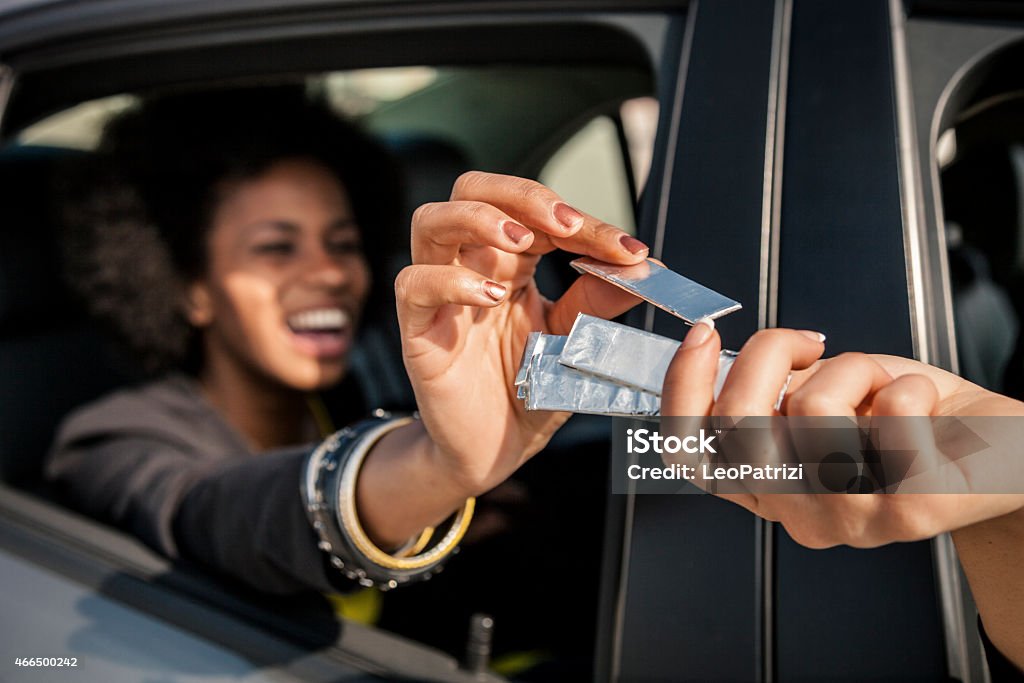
left=336, top=416, right=474, bottom=571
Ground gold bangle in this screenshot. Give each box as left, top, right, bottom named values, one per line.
left=335, top=417, right=475, bottom=572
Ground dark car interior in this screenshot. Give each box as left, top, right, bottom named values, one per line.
left=939, top=39, right=1024, bottom=399
left=0, top=144, right=130, bottom=487
left=0, top=11, right=658, bottom=681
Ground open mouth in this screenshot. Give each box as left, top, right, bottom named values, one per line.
left=286, top=307, right=351, bottom=359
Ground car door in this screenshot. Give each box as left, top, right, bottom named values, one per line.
left=601, top=1, right=974, bottom=681
left=0, top=3, right=670, bottom=682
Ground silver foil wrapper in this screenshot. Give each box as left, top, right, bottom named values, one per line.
left=560, top=313, right=679, bottom=395
left=526, top=354, right=661, bottom=417
left=515, top=332, right=566, bottom=400
left=570, top=257, right=741, bottom=323
left=515, top=260, right=779, bottom=416
left=518, top=317, right=788, bottom=415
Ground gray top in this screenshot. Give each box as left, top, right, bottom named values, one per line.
left=46, top=374, right=346, bottom=594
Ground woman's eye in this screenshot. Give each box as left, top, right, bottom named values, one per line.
left=252, top=242, right=295, bottom=255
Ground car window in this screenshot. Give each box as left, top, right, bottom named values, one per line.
left=903, top=22, right=1024, bottom=681
left=539, top=96, right=658, bottom=235
left=15, top=94, right=136, bottom=149
left=0, top=59, right=657, bottom=681
left=928, top=42, right=1024, bottom=397
left=942, top=109, right=1024, bottom=395
left=541, top=115, right=635, bottom=232
left=15, top=67, right=443, bottom=150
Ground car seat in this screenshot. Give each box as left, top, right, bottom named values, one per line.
left=0, top=145, right=136, bottom=489
left=342, top=133, right=476, bottom=412
left=947, top=222, right=1018, bottom=392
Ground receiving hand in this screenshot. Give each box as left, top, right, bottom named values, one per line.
left=661, top=323, right=1024, bottom=548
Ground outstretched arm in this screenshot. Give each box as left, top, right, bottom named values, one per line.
left=357, top=172, right=647, bottom=547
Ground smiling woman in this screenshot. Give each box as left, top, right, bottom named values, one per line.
left=43, top=83, right=652, bottom=609
left=46, top=85, right=407, bottom=583
left=60, top=86, right=400, bottom=380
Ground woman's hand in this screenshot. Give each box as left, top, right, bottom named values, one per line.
left=359, top=172, right=646, bottom=546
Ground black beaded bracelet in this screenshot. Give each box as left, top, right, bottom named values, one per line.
left=301, top=411, right=475, bottom=589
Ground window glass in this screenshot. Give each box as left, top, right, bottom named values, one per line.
left=539, top=96, right=658, bottom=234
left=621, top=96, right=659, bottom=193
left=940, top=92, right=1024, bottom=396
left=16, top=67, right=442, bottom=150
left=2, top=61, right=656, bottom=678
left=16, top=95, right=137, bottom=149
left=321, top=67, right=439, bottom=117
left=540, top=115, right=636, bottom=233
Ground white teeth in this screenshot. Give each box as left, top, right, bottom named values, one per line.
left=288, top=308, right=349, bottom=332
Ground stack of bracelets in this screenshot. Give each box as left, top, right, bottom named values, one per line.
left=301, top=410, right=475, bottom=589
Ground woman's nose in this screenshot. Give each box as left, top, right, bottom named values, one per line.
left=305, top=247, right=349, bottom=289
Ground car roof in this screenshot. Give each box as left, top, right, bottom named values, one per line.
left=0, top=0, right=680, bottom=54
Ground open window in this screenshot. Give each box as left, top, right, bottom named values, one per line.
left=904, top=11, right=1024, bottom=681
left=936, top=42, right=1024, bottom=397
left=0, top=7, right=667, bottom=681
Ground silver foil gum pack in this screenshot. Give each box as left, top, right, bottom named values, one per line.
left=516, top=257, right=773, bottom=417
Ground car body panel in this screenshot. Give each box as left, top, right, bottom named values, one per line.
left=610, top=2, right=775, bottom=680
left=0, top=550, right=310, bottom=683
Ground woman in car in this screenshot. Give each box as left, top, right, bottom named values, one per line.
left=46, top=86, right=650, bottom=597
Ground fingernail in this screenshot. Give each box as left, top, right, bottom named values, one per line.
left=620, top=235, right=649, bottom=255
left=502, top=221, right=531, bottom=244
left=798, top=330, right=826, bottom=343
left=484, top=281, right=507, bottom=301
left=682, top=317, right=715, bottom=348
left=553, top=202, right=584, bottom=231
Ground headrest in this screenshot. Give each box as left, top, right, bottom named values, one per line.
left=0, top=145, right=86, bottom=330
left=382, top=133, right=471, bottom=213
